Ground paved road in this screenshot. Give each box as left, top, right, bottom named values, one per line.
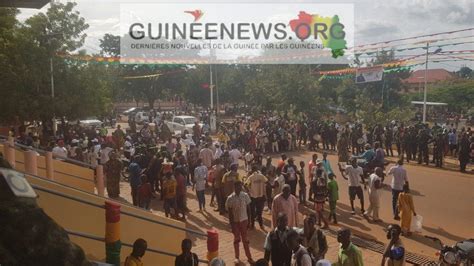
left=277, top=149, right=474, bottom=259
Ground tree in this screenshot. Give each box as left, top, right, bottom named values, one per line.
left=0, top=3, right=118, bottom=125
left=456, top=66, right=473, bottom=79
left=99, top=34, right=120, bottom=57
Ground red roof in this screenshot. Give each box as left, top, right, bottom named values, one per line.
left=403, top=69, right=454, bottom=84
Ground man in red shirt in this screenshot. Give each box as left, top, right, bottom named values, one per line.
left=277, top=153, right=287, bottom=172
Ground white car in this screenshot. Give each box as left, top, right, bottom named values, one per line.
left=166, top=115, right=203, bottom=135
left=135, top=111, right=150, bottom=125
left=79, top=118, right=103, bottom=128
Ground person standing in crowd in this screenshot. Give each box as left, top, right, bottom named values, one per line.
left=229, top=145, right=242, bottom=167
left=192, top=121, right=202, bottom=146
left=225, top=181, right=254, bottom=265
left=193, top=159, right=208, bottom=212
left=245, top=165, right=268, bottom=230
left=125, top=238, right=147, bottom=266
left=448, top=129, right=458, bottom=156
left=286, top=229, right=313, bottom=266
left=381, top=224, right=406, bottom=266
left=272, top=184, right=299, bottom=228
left=174, top=167, right=187, bottom=220
left=113, top=124, right=126, bottom=149
left=277, top=153, right=287, bottom=172
left=385, top=126, right=394, bottom=157
left=339, top=158, right=366, bottom=215
left=322, top=152, right=334, bottom=176
left=397, top=184, right=416, bottom=236
left=52, top=140, right=68, bottom=159
left=174, top=239, right=199, bottom=266
left=364, top=167, right=383, bottom=223
left=308, top=153, right=318, bottom=201
left=458, top=132, right=471, bottom=173
left=162, top=172, right=178, bottom=218
left=129, top=158, right=142, bottom=206
left=314, top=177, right=329, bottom=228
left=166, top=138, right=176, bottom=155
left=336, top=228, right=364, bottom=266
left=301, top=214, right=328, bottom=261
left=387, top=159, right=409, bottom=220
left=104, top=151, right=122, bottom=198
left=327, top=173, right=339, bottom=224
left=199, top=143, right=214, bottom=169
left=417, top=129, right=430, bottom=165
left=282, top=158, right=298, bottom=196
left=272, top=168, right=286, bottom=201
left=212, top=158, right=226, bottom=214
left=222, top=164, right=241, bottom=200
left=244, top=149, right=255, bottom=172
left=265, top=157, right=276, bottom=210
left=138, top=174, right=153, bottom=210
left=264, top=212, right=292, bottom=266
left=298, top=161, right=307, bottom=204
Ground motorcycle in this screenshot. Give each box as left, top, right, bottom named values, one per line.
left=425, top=235, right=474, bottom=265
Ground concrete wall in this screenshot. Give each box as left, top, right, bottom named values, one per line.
left=28, top=176, right=185, bottom=265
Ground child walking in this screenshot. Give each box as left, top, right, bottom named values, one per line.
left=327, top=173, right=339, bottom=224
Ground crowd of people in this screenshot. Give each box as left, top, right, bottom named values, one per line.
left=5, top=112, right=474, bottom=266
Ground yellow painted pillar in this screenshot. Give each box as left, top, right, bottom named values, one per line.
left=45, top=152, right=54, bottom=180
left=4, top=139, right=15, bottom=168
left=96, top=165, right=105, bottom=196
left=24, top=150, right=38, bottom=176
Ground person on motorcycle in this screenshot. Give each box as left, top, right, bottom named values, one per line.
left=355, top=144, right=375, bottom=167
left=372, top=142, right=385, bottom=169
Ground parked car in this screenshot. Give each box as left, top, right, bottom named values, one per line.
left=165, top=115, right=203, bottom=135
left=78, top=117, right=103, bottom=128
left=120, top=107, right=142, bottom=122
left=135, top=111, right=150, bottom=125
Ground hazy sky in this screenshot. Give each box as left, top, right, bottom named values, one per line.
left=18, top=0, right=473, bottom=70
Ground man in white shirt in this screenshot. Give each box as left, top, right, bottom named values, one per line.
left=225, top=181, right=254, bottom=265
left=340, top=158, right=366, bottom=215
left=99, top=144, right=113, bottom=165
left=193, top=159, right=208, bottom=211
left=364, top=167, right=383, bottom=222
left=388, top=159, right=409, bottom=220
left=229, top=145, right=242, bottom=166
left=245, top=165, right=268, bottom=229
left=52, top=140, right=68, bottom=159
left=199, top=143, right=214, bottom=168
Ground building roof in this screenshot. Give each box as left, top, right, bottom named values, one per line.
left=0, top=0, right=49, bottom=9
left=403, top=69, right=454, bottom=84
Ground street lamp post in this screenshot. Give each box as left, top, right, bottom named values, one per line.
left=50, top=57, right=56, bottom=137
left=422, top=43, right=442, bottom=123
